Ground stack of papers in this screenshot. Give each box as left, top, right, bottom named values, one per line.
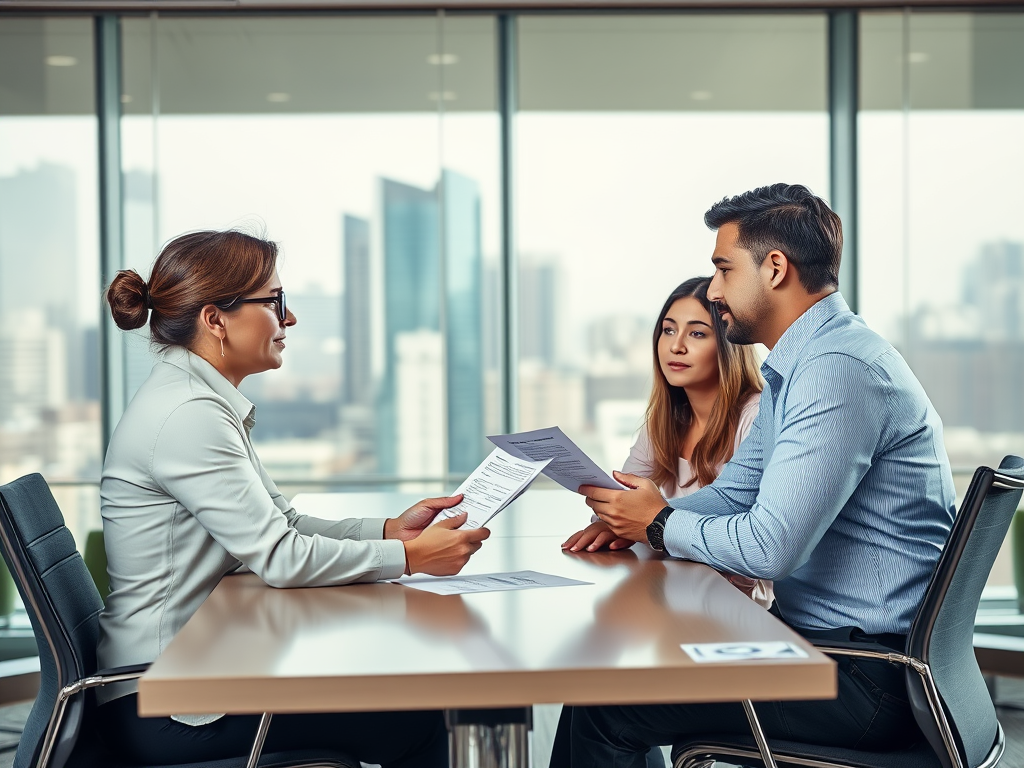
left=395, top=570, right=591, bottom=595
left=432, top=425, right=624, bottom=531
left=431, top=447, right=551, bottom=530
left=489, top=426, right=626, bottom=493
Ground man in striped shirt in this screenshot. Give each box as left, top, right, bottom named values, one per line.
left=559, top=184, right=956, bottom=767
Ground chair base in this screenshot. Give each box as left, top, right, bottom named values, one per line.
left=671, top=734, right=941, bottom=768
left=68, top=740, right=360, bottom=768
left=672, top=718, right=1004, bottom=768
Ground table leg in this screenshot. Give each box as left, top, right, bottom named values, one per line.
left=446, top=707, right=532, bottom=768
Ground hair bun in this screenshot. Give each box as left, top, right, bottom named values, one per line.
left=106, top=269, right=151, bottom=330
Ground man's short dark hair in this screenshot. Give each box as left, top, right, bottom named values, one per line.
left=704, top=184, right=843, bottom=294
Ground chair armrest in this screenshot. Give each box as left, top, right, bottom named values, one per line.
left=93, top=663, right=150, bottom=678
left=73, top=663, right=151, bottom=692
left=811, top=640, right=914, bottom=666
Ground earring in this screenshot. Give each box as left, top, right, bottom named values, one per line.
left=220, top=338, right=225, bottom=358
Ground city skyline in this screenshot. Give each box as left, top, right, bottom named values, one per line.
left=5, top=118, right=1024, bottom=488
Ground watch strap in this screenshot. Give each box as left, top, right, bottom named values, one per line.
left=646, top=505, right=673, bottom=551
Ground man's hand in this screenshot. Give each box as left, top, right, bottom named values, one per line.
left=580, top=471, right=666, bottom=544
left=403, top=513, right=490, bottom=576
left=385, top=494, right=463, bottom=542
left=561, top=520, right=634, bottom=552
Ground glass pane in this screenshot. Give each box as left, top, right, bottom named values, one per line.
left=120, top=14, right=499, bottom=487
left=860, top=11, right=1024, bottom=588
left=0, top=18, right=102, bottom=543
left=516, top=14, right=829, bottom=471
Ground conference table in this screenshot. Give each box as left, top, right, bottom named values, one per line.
left=138, top=489, right=836, bottom=767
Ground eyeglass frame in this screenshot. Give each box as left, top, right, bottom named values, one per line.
left=216, top=290, right=287, bottom=322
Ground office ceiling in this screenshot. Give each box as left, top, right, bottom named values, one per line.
left=2, top=12, right=1023, bottom=116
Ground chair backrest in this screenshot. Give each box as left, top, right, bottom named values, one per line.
left=0, top=474, right=105, bottom=768
left=905, top=455, right=1024, bottom=768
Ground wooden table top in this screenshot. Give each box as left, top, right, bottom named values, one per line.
left=138, top=490, right=835, bottom=716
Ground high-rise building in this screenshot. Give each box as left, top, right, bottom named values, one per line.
left=907, top=239, right=1024, bottom=431
left=376, top=178, right=441, bottom=474
left=442, top=170, right=485, bottom=474
left=963, top=240, right=1024, bottom=342
left=0, top=162, right=81, bottom=398
left=0, top=310, right=67, bottom=425
left=395, top=330, right=445, bottom=479
left=376, top=171, right=484, bottom=476
left=343, top=214, right=373, bottom=407
left=518, top=254, right=561, bottom=368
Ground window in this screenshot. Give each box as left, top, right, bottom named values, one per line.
left=119, top=14, right=501, bottom=488
left=516, top=14, right=829, bottom=470
left=860, top=10, right=1024, bottom=586
left=0, top=17, right=102, bottom=540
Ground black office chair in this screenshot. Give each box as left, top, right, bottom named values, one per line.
left=0, top=473, right=358, bottom=768
left=671, top=455, right=1024, bottom=768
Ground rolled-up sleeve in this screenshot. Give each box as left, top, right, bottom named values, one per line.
left=664, top=354, right=885, bottom=580
left=151, top=398, right=406, bottom=587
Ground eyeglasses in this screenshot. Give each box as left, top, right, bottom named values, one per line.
left=217, top=291, right=287, bottom=322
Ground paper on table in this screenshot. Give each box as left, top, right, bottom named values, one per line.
left=680, top=642, right=809, bottom=663
left=431, top=447, right=551, bottom=530
left=394, top=570, right=591, bottom=596
left=488, top=426, right=627, bottom=493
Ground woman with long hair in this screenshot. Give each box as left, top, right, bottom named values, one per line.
left=552, top=276, right=766, bottom=768
left=562, top=276, right=764, bottom=561
left=97, top=229, right=489, bottom=767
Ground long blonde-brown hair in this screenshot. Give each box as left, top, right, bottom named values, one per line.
left=646, top=277, right=763, bottom=490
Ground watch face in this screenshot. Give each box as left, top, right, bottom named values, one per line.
left=647, top=522, right=665, bottom=551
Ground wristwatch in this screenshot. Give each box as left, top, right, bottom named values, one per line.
left=646, top=506, right=674, bottom=552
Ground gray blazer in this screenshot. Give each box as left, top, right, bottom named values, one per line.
left=97, top=347, right=405, bottom=706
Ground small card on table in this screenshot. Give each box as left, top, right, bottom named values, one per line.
left=681, top=641, right=808, bottom=663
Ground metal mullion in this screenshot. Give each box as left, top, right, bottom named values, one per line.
left=95, top=14, right=126, bottom=452
left=437, top=8, right=451, bottom=481
left=498, top=13, right=518, bottom=434
left=828, top=9, right=858, bottom=313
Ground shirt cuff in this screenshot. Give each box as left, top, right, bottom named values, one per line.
left=358, top=517, right=388, bottom=541
left=377, top=539, right=408, bottom=581
left=663, top=505, right=698, bottom=559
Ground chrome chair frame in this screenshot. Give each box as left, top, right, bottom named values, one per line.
left=0, top=476, right=350, bottom=768
left=673, top=469, right=1024, bottom=768
left=35, top=672, right=295, bottom=768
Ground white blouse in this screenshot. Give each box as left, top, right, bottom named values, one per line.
left=622, top=395, right=760, bottom=499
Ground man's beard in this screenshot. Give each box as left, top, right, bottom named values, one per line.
left=723, top=314, right=759, bottom=345
left=718, top=292, right=769, bottom=346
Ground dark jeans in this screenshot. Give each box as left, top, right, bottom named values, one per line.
left=98, top=694, right=448, bottom=768
left=549, top=630, right=919, bottom=768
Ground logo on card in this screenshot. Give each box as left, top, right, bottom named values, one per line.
left=681, top=641, right=809, bottom=662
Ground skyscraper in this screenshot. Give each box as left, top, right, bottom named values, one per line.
left=441, top=170, right=485, bottom=474
left=906, top=239, right=1024, bottom=432
left=0, top=162, right=81, bottom=399
left=376, top=178, right=441, bottom=475
left=375, top=171, right=484, bottom=476
left=518, top=254, right=560, bottom=368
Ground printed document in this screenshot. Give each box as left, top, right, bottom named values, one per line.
left=681, top=641, right=809, bottom=663
left=431, top=447, right=551, bottom=530
left=394, top=570, right=591, bottom=596
left=488, top=426, right=626, bottom=492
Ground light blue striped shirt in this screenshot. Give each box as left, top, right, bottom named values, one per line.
left=664, top=292, right=956, bottom=635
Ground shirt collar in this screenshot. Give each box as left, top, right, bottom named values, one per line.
left=161, top=347, right=257, bottom=429
left=762, top=292, right=850, bottom=382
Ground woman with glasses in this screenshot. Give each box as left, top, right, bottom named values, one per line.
left=97, top=229, right=486, bottom=767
